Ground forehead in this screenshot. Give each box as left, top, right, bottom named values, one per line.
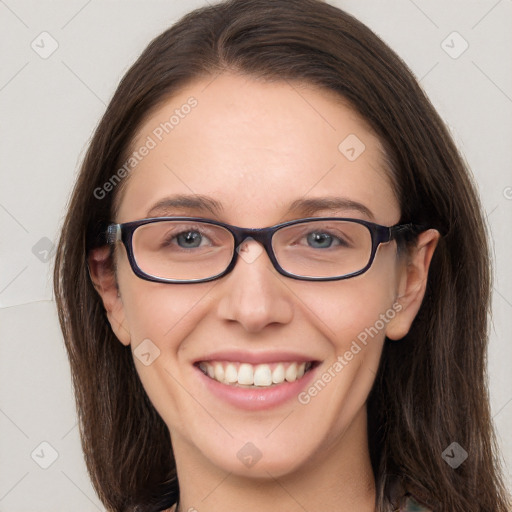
left=116, top=73, right=399, bottom=226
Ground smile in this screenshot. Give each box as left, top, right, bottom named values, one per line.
left=197, top=361, right=314, bottom=387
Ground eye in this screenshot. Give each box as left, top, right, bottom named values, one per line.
left=305, top=231, right=346, bottom=249
left=175, top=230, right=204, bottom=248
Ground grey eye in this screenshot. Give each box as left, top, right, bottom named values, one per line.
left=176, top=231, right=203, bottom=248
left=306, top=232, right=336, bottom=248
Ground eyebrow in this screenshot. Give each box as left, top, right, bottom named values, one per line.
left=146, top=194, right=224, bottom=217
left=284, top=196, right=375, bottom=220
left=145, top=194, right=374, bottom=220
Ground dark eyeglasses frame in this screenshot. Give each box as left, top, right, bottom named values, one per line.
left=106, top=216, right=425, bottom=284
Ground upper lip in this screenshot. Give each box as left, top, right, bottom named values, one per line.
left=193, top=350, right=318, bottom=365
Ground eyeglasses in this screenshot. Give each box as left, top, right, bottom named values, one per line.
left=106, top=216, right=423, bottom=284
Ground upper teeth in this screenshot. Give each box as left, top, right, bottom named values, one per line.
left=198, top=361, right=311, bottom=387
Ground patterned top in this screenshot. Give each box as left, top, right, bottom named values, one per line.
left=398, top=493, right=432, bottom=511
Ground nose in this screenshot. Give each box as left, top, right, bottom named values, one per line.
left=216, top=238, right=294, bottom=333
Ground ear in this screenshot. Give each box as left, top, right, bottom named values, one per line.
left=88, top=246, right=131, bottom=346
left=385, top=229, right=440, bottom=341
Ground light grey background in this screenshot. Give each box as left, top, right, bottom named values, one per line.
left=0, top=0, right=511, bottom=510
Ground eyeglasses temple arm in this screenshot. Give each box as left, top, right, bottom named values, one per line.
left=389, top=223, right=428, bottom=240
left=106, top=224, right=121, bottom=245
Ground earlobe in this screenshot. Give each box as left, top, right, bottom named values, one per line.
left=385, top=229, right=440, bottom=341
left=88, top=246, right=132, bottom=346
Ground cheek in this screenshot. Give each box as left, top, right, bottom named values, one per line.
left=117, top=271, right=220, bottom=428
left=121, top=279, right=218, bottom=349
left=114, top=247, right=213, bottom=343
left=298, top=245, right=400, bottom=351
left=291, top=257, right=399, bottom=441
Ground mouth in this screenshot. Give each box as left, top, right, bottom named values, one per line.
left=195, top=360, right=316, bottom=388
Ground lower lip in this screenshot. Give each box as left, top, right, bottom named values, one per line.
left=196, top=365, right=317, bottom=411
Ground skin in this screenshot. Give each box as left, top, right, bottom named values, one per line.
left=90, top=73, right=439, bottom=512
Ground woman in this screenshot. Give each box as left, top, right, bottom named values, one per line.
left=53, top=0, right=510, bottom=510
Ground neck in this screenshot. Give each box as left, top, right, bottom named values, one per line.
left=172, top=407, right=376, bottom=512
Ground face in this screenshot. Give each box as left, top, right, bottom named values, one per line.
left=92, top=73, right=437, bottom=480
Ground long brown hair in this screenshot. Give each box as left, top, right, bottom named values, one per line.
left=53, top=0, right=510, bottom=510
